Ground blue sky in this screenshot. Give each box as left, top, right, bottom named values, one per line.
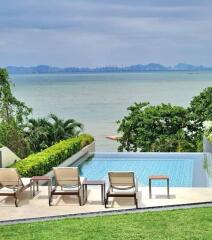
left=0, top=0, right=212, bottom=67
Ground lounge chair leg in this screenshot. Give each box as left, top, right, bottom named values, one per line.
left=14, top=194, right=18, bottom=207
left=134, top=195, right=138, bottom=209
left=105, top=195, right=108, bottom=208
left=49, top=194, right=53, bottom=206
left=78, top=194, right=81, bottom=206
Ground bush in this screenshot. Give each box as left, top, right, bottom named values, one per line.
left=189, top=87, right=212, bottom=127
left=205, top=127, right=212, bottom=143
left=0, top=120, right=30, bottom=158
left=117, top=102, right=198, bottom=152
left=10, top=134, right=94, bottom=177
left=203, top=121, right=212, bottom=144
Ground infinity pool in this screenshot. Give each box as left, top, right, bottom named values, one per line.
left=75, top=153, right=212, bottom=187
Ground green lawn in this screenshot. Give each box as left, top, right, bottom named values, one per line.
left=0, top=207, right=212, bottom=240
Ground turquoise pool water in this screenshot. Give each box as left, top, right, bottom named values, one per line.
left=77, top=153, right=198, bottom=187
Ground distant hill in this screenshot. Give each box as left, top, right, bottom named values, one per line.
left=173, top=63, right=209, bottom=71
left=5, top=63, right=212, bottom=74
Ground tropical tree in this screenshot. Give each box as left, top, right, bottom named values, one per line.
left=117, top=102, right=198, bottom=152
left=24, top=118, right=52, bottom=152
left=0, top=120, right=30, bottom=158
left=0, top=68, right=32, bottom=123
left=0, top=68, right=32, bottom=157
left=25, top=114, right=83, bottom=153
left=189, top=87, right=212, bottom=129
left=204, top=124, right=212, bottom=143
left=48, top=113, right=83, bottom=143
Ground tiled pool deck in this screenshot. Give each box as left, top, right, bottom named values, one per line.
left=0, top=186, right=212, bottom=222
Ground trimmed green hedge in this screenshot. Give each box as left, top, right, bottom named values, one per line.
left=10, top=134, right=94, bottom=177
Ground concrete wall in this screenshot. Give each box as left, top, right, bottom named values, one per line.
left=203, top=137, right=212, bottom=153
left=0, top=147, right=20, bottom=168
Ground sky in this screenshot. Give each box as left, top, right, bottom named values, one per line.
left=0, top=0, right=212, bottom=67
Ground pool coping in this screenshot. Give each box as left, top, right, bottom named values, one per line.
left=0, top=201, right=212, bottom=226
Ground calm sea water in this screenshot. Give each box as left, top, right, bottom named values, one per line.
left=11, top=72, right=212, bottom=151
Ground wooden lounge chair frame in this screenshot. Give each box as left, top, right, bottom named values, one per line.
left=49, top=167, right=83, bottom=206
left=0, top=168, right=31, bottom=207
left=105, top=171, right=138, bottom=208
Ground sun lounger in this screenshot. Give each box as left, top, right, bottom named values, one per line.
left=49, top=167, right=84, bottom=206
left=0, top=168, right=31, bottom=207
left=105, top=171, right=138, bottom=208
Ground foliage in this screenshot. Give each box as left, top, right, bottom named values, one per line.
left=0, top=120, right=30, bottom=158
left=24, top=118, right=52, bottom=152
left=0, top=68, right=32, bottom=123
left=0, top=208, right=212, bottom=240
left=0, top=68, right=32, bottom=157
left=11, top=134, right=94, bottom=177
left=205, top=126, right=212, bottom=143
left=117, top=102, right=198, bottom=152
left=117, top=87, right=212, bottom=152
left=24, top=114, right=83, bottom=153
left=47, top=113, right=83, bottom=143
left=203, top=121, right=212, bottom=144
left=189, top=87, right=212, bottom=129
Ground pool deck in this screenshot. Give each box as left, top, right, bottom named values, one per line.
left=0, top=186, right=212, bottom=222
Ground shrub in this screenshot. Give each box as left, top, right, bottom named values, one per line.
left=0, top=120, right=30, bottom=158
left=10, top=134, right=94, bottom=177
left=205, top=128, right=212, bottom=144
left=117, top=102, right=198, bottom=152
left=203, top=121, right=212, bottom=144
left=189, top=87, right=212, bottom=128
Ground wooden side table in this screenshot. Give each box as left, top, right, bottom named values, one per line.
left=30, top=176, right=52, bottom=197
left=149, top=175, right=170, bottom=199
left=82, top=180, right=105, bottom=205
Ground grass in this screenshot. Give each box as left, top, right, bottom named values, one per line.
left=0, top=207, right=212, bottom=240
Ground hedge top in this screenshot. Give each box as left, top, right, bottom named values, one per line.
left=10, top=134, right=94, bottom=177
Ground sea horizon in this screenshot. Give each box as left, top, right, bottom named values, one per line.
left=6, top=62, right=212, bottom=75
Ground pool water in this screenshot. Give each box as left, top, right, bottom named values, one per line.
left=76, top=153, right=211, bottom=187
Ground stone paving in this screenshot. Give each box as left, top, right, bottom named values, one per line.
left=0, top=186, right=212, bottom=222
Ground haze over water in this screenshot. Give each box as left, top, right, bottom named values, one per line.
left=11, top=72, right=212, bottom=151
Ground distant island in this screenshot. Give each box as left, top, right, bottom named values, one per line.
left=6, top=63, right=212, bottom=74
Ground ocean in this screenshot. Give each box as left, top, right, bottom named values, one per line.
left=11, top=72, right=212, bottom=151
